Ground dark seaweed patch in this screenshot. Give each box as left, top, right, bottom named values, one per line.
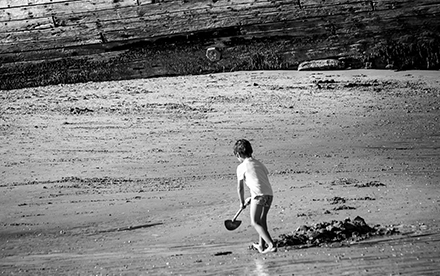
left=276, top=216, right=399, bottom=248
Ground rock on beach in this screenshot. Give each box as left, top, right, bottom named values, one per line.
left=298, top=59, right=345, bottom=71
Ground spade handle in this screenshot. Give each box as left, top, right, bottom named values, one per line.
left=232, top=199, right=250, bottom=221
left=232, top=207, right=244, bottom=222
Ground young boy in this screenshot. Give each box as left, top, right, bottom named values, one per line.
left=233, top=139, right=277, bottom=254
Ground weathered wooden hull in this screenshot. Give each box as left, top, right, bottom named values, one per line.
left=0, top=0, right=439, bottom=89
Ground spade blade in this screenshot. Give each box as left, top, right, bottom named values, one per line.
left=224, top=219, right=242, bottom=231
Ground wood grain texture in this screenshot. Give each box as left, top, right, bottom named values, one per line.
left=0, top=0, right=439, bottom=89
left=2, top=0, right=435, bottom=51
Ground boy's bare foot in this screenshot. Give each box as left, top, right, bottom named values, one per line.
left=252, top=243, right=264, bottom=253
left=261, top=245, right=277, bottom=254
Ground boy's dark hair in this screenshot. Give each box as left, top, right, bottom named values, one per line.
left=233, top=139, right=253, bottom=157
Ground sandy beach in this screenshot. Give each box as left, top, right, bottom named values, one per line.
left=1, top=70, right=439, bottom=275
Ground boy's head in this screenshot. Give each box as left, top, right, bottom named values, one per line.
left=233, top=139, right=253, bottom=158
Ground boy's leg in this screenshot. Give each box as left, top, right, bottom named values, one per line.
left=260, top=205, right=277, bottom=253
left=256, top=206, right=269, bottom=249
left=249, top=202, right=264, bottom=252
left=250, top=201, right=274, bottom=250
left=261, top=205, right=269, bottom=245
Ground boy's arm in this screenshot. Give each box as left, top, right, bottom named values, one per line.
left=237, top=179, right=245, bottom=209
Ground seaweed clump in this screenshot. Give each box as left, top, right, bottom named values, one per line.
left=276, top=216, right=399, bottom=248
left=368, top=32, right=440, bottom=70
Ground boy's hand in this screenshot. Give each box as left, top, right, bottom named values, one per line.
left=242, top=197, right=252, bottom=208
left=245, top=197, right=252, bottom=206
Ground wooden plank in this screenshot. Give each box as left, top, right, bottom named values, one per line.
left=0, top=34, right=102, bottom=53
left=0, top=0, right=267, bottom=24
left=300, top=0, right=367, bottom=7
left=252, top=13, right=439, bottom=39
left=299, top=0, right=433, bottom=8
left=0, top=0, right=139, bottom=22
left=5, top=0, right=428, bottom=33
left=242, top=12, right=440, bottom=39
left=106, top=11, right=439, bottom=43
left=0, top=0, right=142, bottom=9
left=52, top=0, right=367, bottom=31
left=374, top=0, right=440, bottom=12
left=0, top=0, right=437, bottom=53
left=50, top=0, right=266, bottom=26
left=0, top=22, right=103, bottom=44
left=0, top=0, right=435, bottom=50
left=0, top=17, right=54, bottom=33
left=102, top=0, right=430, bottom=36
left=0, top=1, right=293, bottom=40
left=0, top=0, right=401, bottom=33
left=0, top=0, right=432, bottom=23
left=0, top=0, right=70, bottom=9
left=136, top=0, right=244, bottom=5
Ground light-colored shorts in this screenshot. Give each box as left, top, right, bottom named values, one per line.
left=253, top=195, right=273, bottom=208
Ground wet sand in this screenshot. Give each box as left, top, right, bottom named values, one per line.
left=1, top=70, right=439, bottom=275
